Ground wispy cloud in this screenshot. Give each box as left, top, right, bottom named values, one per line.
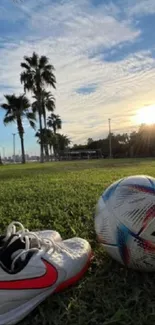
left=0, top=0, right=155, bottom=151
left=128, top=0, right=155, bottom=17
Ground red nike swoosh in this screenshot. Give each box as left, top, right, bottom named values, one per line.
left=0, top=259, right=58, bottom=290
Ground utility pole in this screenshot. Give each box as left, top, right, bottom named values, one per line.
left=12, top=133, right=16, bottom=163
left=108, top=118, right=112, bottom=158
left=3, top=147, right=5, bottom=159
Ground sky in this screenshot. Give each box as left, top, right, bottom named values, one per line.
left=0, top=0, right=155, bottom=156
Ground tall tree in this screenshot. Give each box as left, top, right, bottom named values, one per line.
left=1, top=94, right=36, bottom=164
left=20, top=52, right=56, bottom=162
left=35, top=128, right=56, bottom=158
left=33, top=90, right=55, bottom=161
left=36, top=130, right=70, bottom=159
left=47, top=113, right=62, bottom=157
left=32, top=90, right=55, bottom=129
left=56, top=134, right=70, bottom=151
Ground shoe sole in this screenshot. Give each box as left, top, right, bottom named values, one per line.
left=0, top=251, right=92, bottom=325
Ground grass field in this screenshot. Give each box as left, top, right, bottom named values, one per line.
left=1, top=158, right=155, bottom=325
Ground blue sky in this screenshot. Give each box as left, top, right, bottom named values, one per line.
left=1, top=0, right=155, bottom=156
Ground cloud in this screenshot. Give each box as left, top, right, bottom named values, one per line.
left=128, top=0, right=155, bottom=17
left=0, top=0, right=155, bottom=150
left=28, top=0, right=140, bottom=53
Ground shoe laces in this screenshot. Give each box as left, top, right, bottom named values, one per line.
left=11, top=231, right=58, bottom=271
left=4, top=222, right=64, bottom=271
left=5, top=221, right=29, bottom=239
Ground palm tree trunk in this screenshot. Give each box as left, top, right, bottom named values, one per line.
left=43, top=106, right=50, bottom=162
left=39, top=113, right=44, bottom=163
left=43, top=106, right=47, bottom=129
left=17, top=118, right=25, bottom=164
left=20, top=134, right=26, bottom=164
left=38, top=98, right=44, bottom=163
left=44, top=145, right=49, bottom=159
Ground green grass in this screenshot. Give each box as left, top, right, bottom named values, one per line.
left=1, top=159, right=155, bottom=325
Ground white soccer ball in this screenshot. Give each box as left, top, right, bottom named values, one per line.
left=95, top=175, right=155, bottom=271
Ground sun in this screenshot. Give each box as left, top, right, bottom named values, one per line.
left=135, top=105, right=155, bottom=125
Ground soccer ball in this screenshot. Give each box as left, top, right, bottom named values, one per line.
left=94, top=175, right=155, bottom=271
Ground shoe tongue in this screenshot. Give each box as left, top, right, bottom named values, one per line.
left=7, top=236, right=37, bottom=270
left=3, top=234, right=22, bottom=249
left=0, top=234, right=38, bottom=272
left=11, top=249, right=24, bottom=261
left=5, top=234, right=39, bottom=250
left=10, top=236, right=39, bottom=270
left=5, top=235, right=25, bottom=252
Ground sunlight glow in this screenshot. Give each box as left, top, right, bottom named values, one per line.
left=135, top=105, right=155, bottom=125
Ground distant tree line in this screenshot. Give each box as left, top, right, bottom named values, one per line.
left=72, top=124, right=155, bottom=158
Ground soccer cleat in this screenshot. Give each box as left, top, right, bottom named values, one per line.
left=1, top=221, right=62, bottom=245
left=0, top=230, right=92, bottom=325
left=36, top=229, right=62, bottom=242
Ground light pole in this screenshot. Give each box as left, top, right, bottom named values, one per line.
left=108, top=118, right=112, bottom=158
left=12, top=133, right=16, bottom=163
left=0, top=147, right=5, bottom=160
left=3, top=147, right=5, bottom=159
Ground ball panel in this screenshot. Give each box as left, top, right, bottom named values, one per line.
left=104, top=245, right=123, bottom=265
left=110, top=176, right=155, bottom=234
left=116, top=224, right=131, bottom=265
left=95, top=175, right=155, bottom=271
left=102, top=179, right=123, bottom=203
left=95, top=198, right=116, bottom=245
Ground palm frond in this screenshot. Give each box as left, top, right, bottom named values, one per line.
left=26, top=111, right=36, bottom=121
left=20, top=63, right=30, bottom=70
left=1, top=103, right=10, bottom=110
left=39, top=55, right=48, bottom=68
left=3, top=115, right=16, bottom=125
left=35, top=130, right=41, bottom=137
left=47, top=113, right=62, bottom=132
left=29, top=120, right=36, bottom=130
left=44, top=64, right=55, bottom=71
left=19, top=95, right=31, bottom=110
left=4, top=94, right=16, bottom=102
left=46, top=100, right=55, bottom=112
left=41, top=70, right=56, bottom=88
left=20, top=72, right=34, bottom=91
left=1, top=95, right=16, bottom=114
left=23, top=57, right=32, bottom=66
left=24, top=52, right=38, bottom=68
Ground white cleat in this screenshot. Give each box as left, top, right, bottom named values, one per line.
left=0, top=229, right=92, bottom=325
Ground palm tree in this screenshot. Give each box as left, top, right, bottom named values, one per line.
left=47, top=113, right=62, bottom=133
left=32, top=91, right=55, bottom=161
left=1, top=94, right=36, bottom=164
left=35, top=129, right=48, bottom=156
left=33, top=90, right=55, bottom=129
left=48, top=132, right=57, bottom=157
left=57, top=134, right=71, bottom=151
left=53, top=134, right=70, bottom=159
left=47, top=114, right=62, bottom=158
left=20, top=52, right=56, bottom=162
left=35, top=128, right=56, bottom=158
